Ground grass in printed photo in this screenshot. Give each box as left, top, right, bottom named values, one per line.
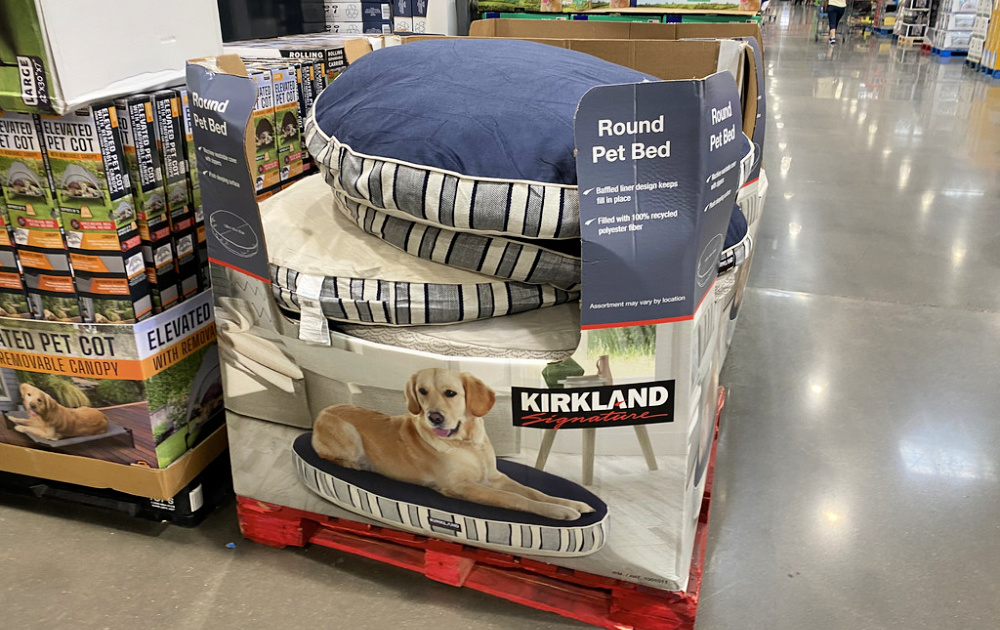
left=145, top=344, right=221, bottom=467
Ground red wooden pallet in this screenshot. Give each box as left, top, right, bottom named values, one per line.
left=237, top=387, right=727, bottom=630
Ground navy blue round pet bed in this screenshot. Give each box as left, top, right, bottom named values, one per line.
left=292, top=432, right=609, bottom=557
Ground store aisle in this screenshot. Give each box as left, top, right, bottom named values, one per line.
left=3, top=11, right=1000, bottom=630
left=698, top=5, right=1000, bottom=630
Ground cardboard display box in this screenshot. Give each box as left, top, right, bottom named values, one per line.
left=0, top=290, right=223, bottom=470
left=0, top=0, right=222, bottom=115
left=40, top=104, right=153, bottom=324
left=188, top=21, right=765, bottom=592
left=223, top=34, right=357, bottom=82
left=116, top=94, right=182, bottom=313
left=0, top=423, right=227, bottom=500
left=0, top=198, right=32, bottom=318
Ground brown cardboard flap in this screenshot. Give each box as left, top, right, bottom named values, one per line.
left=316, top=34, right=760, bottom=143
left=585, top=7, right=759, bottom=15
left=470, top=19, right=662, bottom=40
left=0, top=426, right=228, bottom=500
left=673, top=23, right=763, bottom=48
left=344, top=38, right=374, bottom=64
left=470, top=19, right=763, bottom=50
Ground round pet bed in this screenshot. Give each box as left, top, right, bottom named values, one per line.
left=305, top=39, right=659, bottom=242
left=718, top=204, right=751, bottom=273
left=305, top=39, right=757, bottom=288
left=333, top=187, right=582, bottom=292
left=262, top=175, right=579, bottom=326
left=293, top=432, right=609, bottom=557
left=337, top=301, right=581, bottom=361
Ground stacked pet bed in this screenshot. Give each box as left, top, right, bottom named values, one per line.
left=288, top=39, right=754, bottom=351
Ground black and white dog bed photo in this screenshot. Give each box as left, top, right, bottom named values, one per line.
left=293, top=432, right=609, bottom=557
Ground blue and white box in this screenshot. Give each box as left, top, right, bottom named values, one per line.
left=324, top=2, right=393, bottom=21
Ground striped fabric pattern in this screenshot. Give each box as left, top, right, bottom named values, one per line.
left=305, top=118, right=580, bottom=240
left=334, top=188, right=582, bottom=292
left=718, top=231, right=753, bottom=274
left=294, top=452, right=609, bottom=558
left=270, top=265, right=579, bottom=326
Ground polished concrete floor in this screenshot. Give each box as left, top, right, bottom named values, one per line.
left=4, top=8, right=1000, bottom=629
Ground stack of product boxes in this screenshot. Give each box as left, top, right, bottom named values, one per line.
left=325, top=1, right=394, bottom=33
left=893, top=0, right=931, bottom=40
left=0, top=89, right=211, bottom=324
left=392, top=0, right=428, bottom=33
left=0, top=111, right=78, bottom=321
left=968, top=0, right=990, bottom=63
left=225, top=36, right=347, bottom=199
left=223, top=33, right=351, bottom=82
left=971, top=0, right=998, bottom=69
left=42, top=105, right=151, bottom=323
left=929, top=0, right=977, bottom=51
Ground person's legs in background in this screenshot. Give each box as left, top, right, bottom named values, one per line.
left=828, top=6, right=845, bottom=43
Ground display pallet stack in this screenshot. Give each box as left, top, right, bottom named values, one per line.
left=969, top=0, right=1000, bottom=73
left=965, top=0, right=992, bottom=65
left=927, top=0, right=977, bottom=54
left=875, top=0, right=900, bottom=34
left=0, top=0, right=228, bottom=521
left=189, top=17, right=767, bottom=628
left=238, top=390, right=725, bottom=630
left=894, top=0, right=930, bottom=44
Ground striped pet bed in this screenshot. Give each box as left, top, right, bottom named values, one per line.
left=305, top=39, right=657, bottom=243
left=305, top=39, right=757, bottom=291
left=293, top=432, right=609, bottom=557
left=262, top=175, right=578, bottom=327
left=333, top=186, right=582, bottom=292
left=718, top=204, right=751, bottom=273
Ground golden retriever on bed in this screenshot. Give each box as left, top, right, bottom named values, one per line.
left=12, top=383, right=109, bottom=440
left=312, top=368, right=595, bottom=521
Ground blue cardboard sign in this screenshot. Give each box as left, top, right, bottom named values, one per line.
left=185, top=63, right=270, bottom=282
left=574, top=74, right=744, bottom=329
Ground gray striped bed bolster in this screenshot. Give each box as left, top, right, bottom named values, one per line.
left=334, top=188, right=582, bottom=292
left=306, top=117, right=580, bottom=240
left=270, top=265, right=579, bottom=326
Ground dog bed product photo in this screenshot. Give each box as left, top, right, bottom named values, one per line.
left=292, top=432, right=609, bottom=557
left=261, top=175, right=579, bottom=327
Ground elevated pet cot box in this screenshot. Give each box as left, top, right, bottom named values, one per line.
left=0, top=291, right=223, bottom=471
left=187, top=19, right=766, bottom=617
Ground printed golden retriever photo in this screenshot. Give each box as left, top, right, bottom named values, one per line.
left=12, top=383, right=109, bottom=440
left=312, top=368, right=596, bottom=521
